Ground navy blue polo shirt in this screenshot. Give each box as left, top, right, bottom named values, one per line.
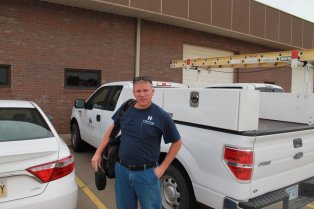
left=112, top=103, right=180, bottom=165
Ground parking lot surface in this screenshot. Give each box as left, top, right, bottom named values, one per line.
left=70, top=143, right=210, bottom=209
left=71, top=145, right=116, bottom=209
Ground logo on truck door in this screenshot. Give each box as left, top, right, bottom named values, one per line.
left=190, top=91, right=199, bottom=107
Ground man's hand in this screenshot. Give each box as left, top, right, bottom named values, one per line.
left=155, top=139, right=182, bottom=178
left=91, top=124, right=114, bottom=172
left=91, top=153, right=101, bottom=172
left=154, top=166, right=166, bottom=179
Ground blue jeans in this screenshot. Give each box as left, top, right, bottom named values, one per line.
left=115, top=162, right=162, bottom=209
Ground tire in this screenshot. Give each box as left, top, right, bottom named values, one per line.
left=71, top=123, right=85, bottom=152
left=160, top=164, right=194, bottom=209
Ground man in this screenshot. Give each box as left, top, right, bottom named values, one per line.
left=91, top=75, right=182, bottom=209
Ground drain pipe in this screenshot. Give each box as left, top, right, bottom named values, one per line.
left=135, top=18, right=141, bottom=77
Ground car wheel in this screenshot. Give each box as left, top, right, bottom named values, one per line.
left=71, top=123, right=85, bottom=152
left=160, top=164, right=194, bottom=209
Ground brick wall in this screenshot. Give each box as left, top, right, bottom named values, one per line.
left=0, top=0, right=292, bottom=133
left=0, top=0, right=136, bottom=133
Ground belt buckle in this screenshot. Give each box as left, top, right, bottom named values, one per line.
left=128, top=165, right=136, bottom=170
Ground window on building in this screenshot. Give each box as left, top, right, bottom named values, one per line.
left=65, top=69, right=101, bottom=89
left=0, top=65, right=10, bottom=87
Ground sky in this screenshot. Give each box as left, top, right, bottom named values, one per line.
left=255, top=0, right=314, bottom=23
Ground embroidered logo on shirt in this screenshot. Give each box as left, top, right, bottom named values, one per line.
left=143, top=115, right=154, bottom=125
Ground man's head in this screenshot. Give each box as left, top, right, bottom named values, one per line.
left=133, top=76, right=154, bottom=109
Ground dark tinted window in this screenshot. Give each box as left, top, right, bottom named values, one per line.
left=0, top=108, right=53, bottom=142
left=256, top=87, right=283, bottom=92
left=87, top=86, right=112, bottom=110
left=65, top=69, right=101, bottom=89
left=0, top=65, right=10, bottom=87
left=108, top=86, right=123, bottom=111
left=273, top=88, right=284, bottom=92
left=206, top=86, right=242, bottom=89
left=86, top=86, right=123, bottom=111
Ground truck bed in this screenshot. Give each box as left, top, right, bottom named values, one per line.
left=252, top=119, right=314, bottom=135
left=258, top=119, right=307, bottom=131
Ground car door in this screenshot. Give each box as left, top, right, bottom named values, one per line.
left=82, top=85, right=123, bottom=147
left=99, top=85, right=123, bottom=138
left=82, top=86, right=114, bottom=146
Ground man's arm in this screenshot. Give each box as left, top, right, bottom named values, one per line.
left=91, top=124, right=114, bottom=172
left=155, top=139, right=182, bottom=178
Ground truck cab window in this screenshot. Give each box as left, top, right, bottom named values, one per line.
left=108, top=86, right=123, bottom=111
left=86, top=87, right=112, bottom=110
left=85, top=86, right=123, bottom=111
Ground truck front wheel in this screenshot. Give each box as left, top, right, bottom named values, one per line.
left=71, top=123, right=85, bottom=152
left=160, top=164, right=194, bottom=209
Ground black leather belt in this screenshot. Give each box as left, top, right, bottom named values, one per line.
left=119, top=161, right=158, bottom=171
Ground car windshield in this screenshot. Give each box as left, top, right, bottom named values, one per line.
left=0, top=108, right=54, bottom=142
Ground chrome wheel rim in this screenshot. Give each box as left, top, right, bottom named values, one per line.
left=160, top=175, right=181, bottom=209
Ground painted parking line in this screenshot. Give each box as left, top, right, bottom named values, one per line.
left=307, top=203, right=314, bottom=209
left=76, top=176, right=108, bottom=209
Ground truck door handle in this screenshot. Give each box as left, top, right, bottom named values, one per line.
left=293, top=138, right=302, bottom=148
left=293, top=152, right=303, bottom=160
left=96, top=115, right=101, bottom=122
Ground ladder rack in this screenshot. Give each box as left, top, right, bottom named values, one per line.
left=170, top=49, right=314, bottom=69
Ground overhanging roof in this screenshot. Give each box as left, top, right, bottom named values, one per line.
left=39, top=0, right=312, bottom=50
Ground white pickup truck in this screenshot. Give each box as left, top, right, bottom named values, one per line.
left=70, top=81, right=314, bottom=209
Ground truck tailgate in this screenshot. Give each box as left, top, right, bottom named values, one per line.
left=251, top=127, right=314, bottom=198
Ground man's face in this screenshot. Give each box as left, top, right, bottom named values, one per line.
left=133, top=81, right=154, bottom=109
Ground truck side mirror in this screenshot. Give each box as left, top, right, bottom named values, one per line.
left=74, top=99, right=85, bottom=108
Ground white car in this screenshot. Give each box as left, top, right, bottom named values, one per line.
left=205, top=83, right=284, bottom=92
left=0, top=100, right=78, bottom=209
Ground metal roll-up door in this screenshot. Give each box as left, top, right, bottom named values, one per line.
left=183, top=44, right=234, bottom=87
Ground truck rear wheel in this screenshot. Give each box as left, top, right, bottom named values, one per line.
left=71, top=123, right=85, bottom=152
left=160, top=164, right=194, bottom=209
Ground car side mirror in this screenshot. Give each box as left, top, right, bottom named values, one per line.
left=74, top=99, right=85, bottom=108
